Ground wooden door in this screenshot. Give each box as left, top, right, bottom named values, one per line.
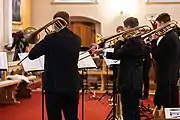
left=70, top=22, right=95, bottom=47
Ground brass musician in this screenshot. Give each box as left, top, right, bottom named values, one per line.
left=27, top=11, right=81, bottom=120
left=150, top=13, right=179, bottom=110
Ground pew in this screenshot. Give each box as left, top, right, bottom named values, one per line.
left=6, top=74, right=40, bottom=98
left=0, top=80, right=21, bottom=104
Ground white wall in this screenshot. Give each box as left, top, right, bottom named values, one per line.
left=0, top=0, right=4, bottom=51
left=31, top=0, right=180, bottom=37
left=0, top=0, right=179, bottom=50
left=3, top=0, right=12, bottom=45
left=0, top=0, right=13, bottom=51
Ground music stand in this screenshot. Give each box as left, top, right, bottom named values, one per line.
left=0, top=52, right=8, bottom=80
left=78, top=51, right=97, bottom=120
left=79, top=50, right=97, bottom=92
left=98, top=48, right=120, bottom=102
left=18, top=53, right=45, bottom=120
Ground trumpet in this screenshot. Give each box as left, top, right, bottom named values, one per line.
left=142, top=20, right=178, bottom=42
left=79, top=25, right=152, bottom=61
left=17, top=17, right=68, bottom=65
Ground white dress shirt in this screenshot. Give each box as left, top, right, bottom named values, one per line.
left=157, top=36, right=164, bottom=46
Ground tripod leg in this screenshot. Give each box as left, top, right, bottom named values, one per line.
left=98, top=91, right=109, bottom=101
left=105, top=108, right=113, bottom=120
left=108, top=115, right=119, bottom=120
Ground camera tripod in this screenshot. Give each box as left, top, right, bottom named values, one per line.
left=139, top=101, right=153, bottom=120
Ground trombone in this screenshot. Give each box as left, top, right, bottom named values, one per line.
left=142, top=20, right=178, bottom=42
left=79, top=25, right=152, bottom=61
left=17, top=17, right=68, bottom=65
left=24, top=17, right=68, bottom=44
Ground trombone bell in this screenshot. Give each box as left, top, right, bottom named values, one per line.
left=23, top=27, right=39, bottom=44
left=23, top=17, right=68, bottom=44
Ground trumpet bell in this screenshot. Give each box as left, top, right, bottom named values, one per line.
left=23, top=27, right=39, bottom=44
left=145, top=13, right=158, bottom=29
left=96, top=33, right=103, bottom=44
left=145, top=13, right=158, bottom=21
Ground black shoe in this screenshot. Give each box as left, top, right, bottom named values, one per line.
left=141, top=96, right=148, bottom=100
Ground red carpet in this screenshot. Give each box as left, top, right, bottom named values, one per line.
left=0, top=92, right=154, bottom=120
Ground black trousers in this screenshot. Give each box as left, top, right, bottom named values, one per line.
left=121, top=89, right=141, bottom=120
left=142, top=65, right=150, bottom=97
left=45, top=91, right=79, bottom=120
left=154, top=83, right=179, bottom=109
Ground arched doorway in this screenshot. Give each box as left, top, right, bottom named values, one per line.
left=70, top=16, right=101, bottom=47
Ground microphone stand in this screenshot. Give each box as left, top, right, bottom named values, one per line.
left=105, top=64, right=118, bottom=120
left=103, top=52, right=119, bottom=120
left=41, top=73, right=45, bottom=120
left=81, top=69, right=85, bottom=120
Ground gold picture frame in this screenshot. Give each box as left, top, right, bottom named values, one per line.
left=145, top=0, right=180, bottom=4
left=12, top=0, right=22, bottom=24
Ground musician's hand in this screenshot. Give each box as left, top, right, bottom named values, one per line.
left=144, top=41, right=151, bottom=45
left=92, top=56, right=100, bottom=59
left=151, top=34, right=158, bottom=40
left=4, top=45, right=12, bottom=51
left=25, top=46, right=32, bottom=52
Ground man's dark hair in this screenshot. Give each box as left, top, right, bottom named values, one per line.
left=123, top=17, right=139, bottom=28
left=116, top=26, right=124, bottom=32
left=155, top=13, right=171, bottom=23
left=53, top=11, right=70, bottom=25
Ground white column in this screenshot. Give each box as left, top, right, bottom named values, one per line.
left=3, top=0, right=12, bottom=46
left=0, top=0, right=4, bottom=51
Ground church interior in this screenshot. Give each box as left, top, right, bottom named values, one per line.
left=0, top=0, right=180, bottom=120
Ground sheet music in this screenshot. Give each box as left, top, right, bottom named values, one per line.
left=165, top=108, right=180, bottom=119
left=103, top=48, right=120, bottom=66
left=19, top=52, right=96, bottom=71
left=18, top=53, right=44, bottom=72
left=0, top=52, right=8, bottom=70
left=78, top=51, right=97, bottom=69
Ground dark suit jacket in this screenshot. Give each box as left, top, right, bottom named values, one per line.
left=28, top=27, right=82, bottom=93
left=151, top=30, right=180, bottom=85
left=143, top=43, right=151, bottom=69
left=114, top=37, right=145, bottom=91
left=174, top=27, right=180, bottom=68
